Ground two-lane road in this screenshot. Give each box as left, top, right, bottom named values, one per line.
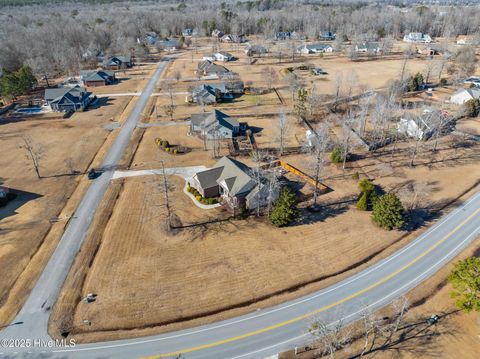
left=1, top=58, right=171, bottom=344
left=1, top=55, right=479, bottom=358
left=2, top=188, right=479, bottom=358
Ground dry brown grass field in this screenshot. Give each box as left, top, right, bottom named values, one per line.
left=9, top=40, right=471, bottom=345
left=0, top=62, right=158, bottom=326
left=50, top=112, right=480, bottom=341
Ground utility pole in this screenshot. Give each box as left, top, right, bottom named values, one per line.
left=160, top=160, right=171, bottom=229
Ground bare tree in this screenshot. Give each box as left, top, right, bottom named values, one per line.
left=309, top=123, right=330, bottom=206
left=309, top=316, right=352, bottom=359
left=20, top=136, right=44, bottom=179
left=262, top=66, right=278, bottom=91
left=333, top=72, right=343, bottom=111
left=274, top=112, right=290, bottom=156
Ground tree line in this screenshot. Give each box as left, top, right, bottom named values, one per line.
left=2, top=1, right=480, bottom=77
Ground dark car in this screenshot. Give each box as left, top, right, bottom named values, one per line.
left=87, top=168, right=98, bottom=180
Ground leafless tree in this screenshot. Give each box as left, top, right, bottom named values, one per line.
left=262, top=66, right=278, bottom=91
left=309, top=316, right=352, bottom=359
left=20, top=136, right=44, bottom=179
left=174, top=70, right=182, bottom=82
left=274, top=112, right=290, bottom=156
left=333, top=72, right=343, bottom=112
left=309, top=123, right=330, bottom=206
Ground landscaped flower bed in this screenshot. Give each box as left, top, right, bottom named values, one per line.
left=186, top=183, right=218, bottom=205
left=155, top=138, right=190, bottom=155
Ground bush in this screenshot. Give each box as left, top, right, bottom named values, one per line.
left=407, top=72, right=424, bottom=92
left=440, top=78, right=448, bottom=86
left=269, top=187, right=298, bottom=227
left=173, top=149, right=177, bottom=154
left=372, top=193, right=404, bottom=230
left=352, top=172, right=360, bottom=180
left=165, top=147, right=170, bottom=152
left=464, top=98, right=480, bottom=117
left=195, top=195, right=202, bottom=201
left=356, top=192, right=368, bottom=210
left=357, top=179, right=378, bottom=210
left=330, top=144, right=343, bottom=163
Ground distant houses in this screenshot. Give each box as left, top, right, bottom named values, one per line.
left=275, top=31, right=304, bottom=41
left=190, top=109, right=245, bottom=139
left=403, top=32, right=432, bottom=43
left=157, top=39, right=178, bottom=52
left=318, top=31, right=336, bottom=41
left=103, top=55, right=133, bottom=70
left=203, top=52, right=235, bottom=62
left=245, top=44, right=268, bottom=57
left=80, top=70, right=116, bottom=87
left=196, top=60, right=230, bottom=78
left=211, top=29, right=225, bottom=39
left=44, top=86, right=92, bottom=112
left=182, top=28, right=194, bottom=37
left=297, top=43, right=333, bottom=54
left=355, top=42, right=381, bottom=53
left=220, top=34, right=248, bottom=43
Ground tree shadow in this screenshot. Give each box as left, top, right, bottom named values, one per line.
left=0, top=188, right=42, bottom=220
left=296, top=199, right=352, bottom=225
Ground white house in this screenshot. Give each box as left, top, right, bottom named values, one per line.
left=213, top=51, right=234, bottom=62
left=403, top=32, right=432, bottom=43
left=355, top=42, right=381, bottom=53
left=449, top=88, right=480, bottom=105
left=297, top=43, right=333, bottom=54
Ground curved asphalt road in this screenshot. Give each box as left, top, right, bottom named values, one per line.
left=1, top=57, right=479, bottom=358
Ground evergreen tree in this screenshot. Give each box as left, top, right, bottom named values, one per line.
left=330, top=144, right=343, bottom=163
left=448, top=257, right=480, bottom=313
left=269, top=187, right=298, bottom=227
left=372, top=193, right=404, bottom=230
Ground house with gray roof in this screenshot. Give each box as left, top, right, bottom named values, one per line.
left=319, top=31, right=335, bottom=41
left=44, top=86, right=92, bottom=112
left=191, top=83, right=232, bottom=104
left=80, top=70, right=116, bottom=87
left=355, top=42, right=381, bottom=53
left=196, top=60, right=230, bottom=78
left=102, top=55, right=133, bottom=70
left=190, top=109, right=244, bottom=139
left=449, top=87, right=480, bottom=105
left=189, top=156, right=279, bottom=211
left=245, top=44, right=268, bottom=57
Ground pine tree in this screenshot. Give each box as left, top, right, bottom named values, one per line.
left=448, top=257, right=480, bottom=313
left=269, top=187, right=298, bottom=227
left=372, top=193, right=404, bottom=230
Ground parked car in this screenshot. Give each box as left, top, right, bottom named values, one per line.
left=312, top=68, right=327, bottom=75
left=87, top=168, right=98, bottom=180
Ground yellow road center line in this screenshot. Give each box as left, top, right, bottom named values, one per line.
left=142, top=207, right=480, bottom=359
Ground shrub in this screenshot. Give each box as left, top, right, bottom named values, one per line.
left=352, top=172, right=360, bottom=180
left=356, top=192, right=368, bottom=210
left=372, top=193, right=404, bottom=230
left=407, top=72, right=424, bottom=92
left=357, top=179, right=378, bottom=210
left=269, top=187, right=298, bottom=227
left=330, top=144, right=343, bottom=163
left=195, top=195, right=202, bottom=201
left=165, top=147, right=170, bottom=152
left=464, top=98, right=480, bottom=117
left=440, top=78, right=448, bottom=86
left=173, top=149, right=177, bottom=154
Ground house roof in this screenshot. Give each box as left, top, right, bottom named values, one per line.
left=218, top=51, right=233, bottom=57
left=44, top=85, right=90, bottom=103
left=195, top=156, right=255, bottom=197
left=190, top=109, right=239, bottom=131
left=302, top=43, right=332, bottom=51
left=80, top=70, right=114, bottom=82
left=452, top=87, right=480, bottom=99
left=197, top=60, right=230, bottom=75
left=357, top=42, right=380, bottom=50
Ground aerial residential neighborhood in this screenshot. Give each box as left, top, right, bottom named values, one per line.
left=0, top=1, right=480, bottom=359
